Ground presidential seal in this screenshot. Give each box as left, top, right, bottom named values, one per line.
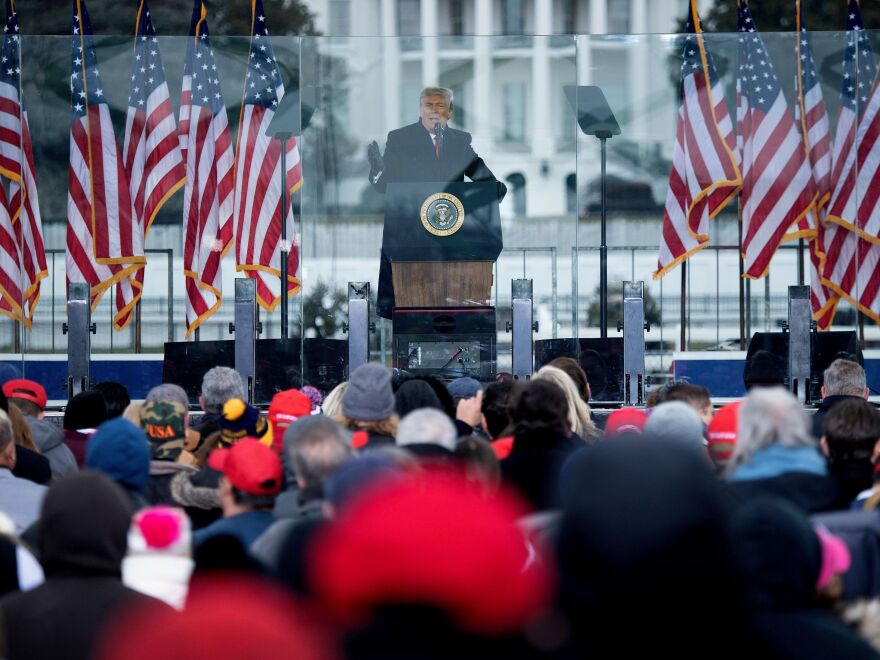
left=420, top=192, right=465, bottom=236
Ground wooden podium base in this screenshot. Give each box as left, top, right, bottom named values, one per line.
left=391, top=261, right=493, bottom=308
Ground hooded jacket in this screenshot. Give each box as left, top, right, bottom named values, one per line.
left=24, top=416, right=78, bottom=477
left=0, top=472, right=162, bottom=660
left=731, top=497, right=878, bottom=659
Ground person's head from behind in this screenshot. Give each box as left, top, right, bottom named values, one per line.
left=655, top=381, right=713, bottom=425
left=146, top=383, right=190, bottom=422
left=821, top=399, right=880, bottom=468
left=548, top=356, right=590, bottom=402
left=63, top=390, right=108, bottom=431
left=726, top=386, right=813, bottom=478
left=534, top=365, right=595, bottom=439
left=822, top=358, right=868, bottom=399
left=419, top=86, right=453, bottom=132
left=556, top=439, right=746, bottom=655
left=454, top=435, right=501, bottom=496
left=743, top=349, right=785, bottom=390
left=39, top=471, right=132, bottom=577
left=0, top=409, right=14, bottom=469
left=2, top=378, right=46, bottom=418
left=510, top=379, right=570, bottom=442
left=644, top=401, right=706, bottom=454
left=340, top=363, right=398, bottom=436
left=200, top=366, right=244, bottom=415
left=86, top=418, right=151, bottom=495
left=208, top=438, right=282, bottom=516
left=93, top=381, right=131, bottom=420
left=481, top=380, right=523, bottom=439
left=397, top=408, right=457, bottom=452
left=285, top=416, right=353, bottom=489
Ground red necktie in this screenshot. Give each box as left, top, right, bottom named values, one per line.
left=434, top=136, right=439, bottom=159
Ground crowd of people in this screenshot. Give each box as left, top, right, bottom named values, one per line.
left=0, top=356, right=877, bottom=658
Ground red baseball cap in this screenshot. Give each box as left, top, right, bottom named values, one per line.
left=707, top=401, right=741, bottom=465
left=208, top=438, right=282, bottom=496
left=2, top=379, right=47, bottom=410
left=604, top=408, right=648, bottom=437
left=268, top=389, right=312, bottom=450
left=309, top=473, right=553, bottom=635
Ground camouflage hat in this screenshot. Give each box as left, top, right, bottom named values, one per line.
left=141, top=399, right=187, bottom=461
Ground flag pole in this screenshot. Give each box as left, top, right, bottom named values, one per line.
left=738, top=212, right=746, bottom=349
left=797, top=238, right=805, bottom=285
left=134, top=300, right=141, bottom=353
left=680, top=261, right=687, bottom=351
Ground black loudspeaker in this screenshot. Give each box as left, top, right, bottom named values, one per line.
left=744, top=331, right=861, bottom=401
left=164, top=337, right=348, bottom=406
left=392, top=307, right=496, bottom=381
left=534, top=338, right=624, bottom=403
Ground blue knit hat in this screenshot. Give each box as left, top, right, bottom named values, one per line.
left=86, top=418, right=151, bottom=494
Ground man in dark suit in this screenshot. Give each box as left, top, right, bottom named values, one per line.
left=367, top=86, right=506, bottom=318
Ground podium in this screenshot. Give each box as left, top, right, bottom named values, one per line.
left=383, top=182, right=503, bottom=380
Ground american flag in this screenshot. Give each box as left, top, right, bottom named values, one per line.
left=822, top=0, right=880, bottom=324
left=66, top=0, right=144, bottom=326
left=735, top=1, right=816, bottom=280
left=116, top=0, right=186, bottom=330
left=794, top=0, right=836, bottom=330
left=0, top=0, right=46, bottom=328
left=234, top=0, right=303, bottom=311
left=180, top=0, right=234, bottom=337
left=654, top=0, right=740, bottom=279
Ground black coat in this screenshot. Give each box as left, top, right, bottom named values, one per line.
left=0, top=472, right=164, bottom=660
left=812, top=394, right=864, bottom=439
left=372, top=121, right=503, bottom=318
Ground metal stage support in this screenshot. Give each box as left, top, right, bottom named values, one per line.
left=619, top=281, right=647, bottom=406
left=230, top=278, right=259, bottom=403
left=63, top=282, right=93, bottom=399
left=787, top=285, right=811, bottom=404
left=345, top=282, right=373, bottom=376
left=509, top=279, right=537, bottom=380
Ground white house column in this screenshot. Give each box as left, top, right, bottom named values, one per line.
left=381, top=0, right=400, bottom=133
left=531, top=0, right=553, bottom=159
left=421, top=0, right=439, bottom=86
left=590, top=0, right=608, bottom=34
left=473, top=0, right=492, bottom=140
left=629, top=0, right=648, bottom=140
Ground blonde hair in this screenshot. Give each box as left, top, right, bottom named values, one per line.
left=534, top=365, right=597, bottom=440
left=337, top=413, right=400, bottom=441
left=122, top=401, right=144, bottom=426
left=323, top=382, right=348, bottom=423
left=7, top=403, right=37, bottom=452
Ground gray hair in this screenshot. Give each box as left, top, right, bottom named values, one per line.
left=420, top=86, right=454, bottom=110
left=146, top=383, right=190, bottom=411
left=823, top=359, right=866, bottom=397
left=0, top=409, right=11, bottom=452
left=397, top=408, right=457, bottom=451
left=285, top=416, right=353, bottom=486
left=726, top=387, right=814, bottom=477
left=200, top=366, right=244, bottom=414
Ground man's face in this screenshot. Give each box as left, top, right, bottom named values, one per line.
left=420, top=94, right=452, bottom=132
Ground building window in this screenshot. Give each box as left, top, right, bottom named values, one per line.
left=608, top=0, right=630, bottom=34
left=501, top=0, right=525, bottom=35
left=566, top=173, right=577, bottom=214
left=506, top=173, right=527, bottom=216
left=503, top=83, right=526, bottom=143
left=562, top=0, right=577, bottom=34
left=329, top=0, right=351, bottom=37
left=398, top=0, right=420, bottom=35
left=449, top=0, right=465, bottom=35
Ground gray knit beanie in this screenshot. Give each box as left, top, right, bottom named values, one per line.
left=644, top=401, right=706, bottom=451
left=341, top=363, right=395, bottom=421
